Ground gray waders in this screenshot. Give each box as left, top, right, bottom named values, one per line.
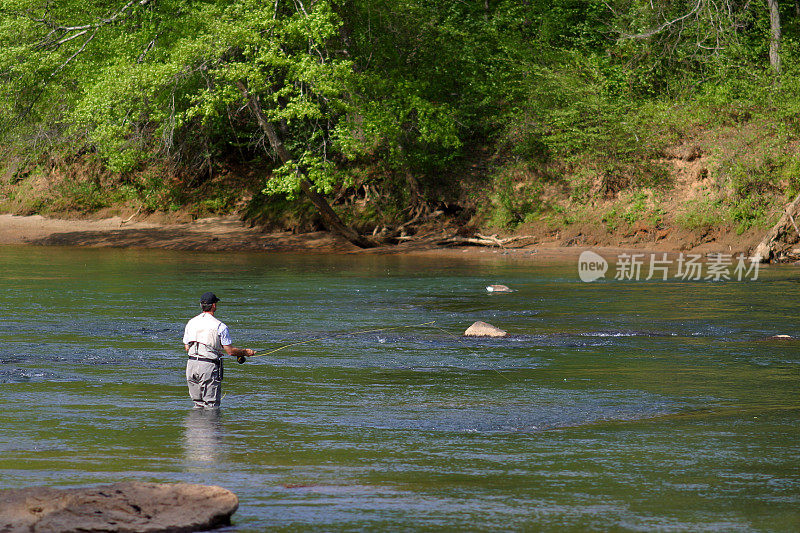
left=186, top=357, right=223, bottom=409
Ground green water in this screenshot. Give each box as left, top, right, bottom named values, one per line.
left=0, top=245, right=798, bottom=531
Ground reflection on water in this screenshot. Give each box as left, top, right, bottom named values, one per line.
left=183, top=409, right=224, bottom=467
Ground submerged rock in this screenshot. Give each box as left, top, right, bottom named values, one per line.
left=0, top=481, right=238, bottom=533
left=486, top=284, right=513, bottom=292
left=464, top=321, right=508, bottom=338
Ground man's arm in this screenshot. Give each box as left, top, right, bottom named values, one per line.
left=223, top=345, right=255, bottom=358
left=219, top=323, right=254, bottom=358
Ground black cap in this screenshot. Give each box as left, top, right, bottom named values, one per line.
left=200, top=292, right=220, bottom=304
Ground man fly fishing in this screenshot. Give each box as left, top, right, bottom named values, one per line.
left=183, top=292, right=255, bottom=409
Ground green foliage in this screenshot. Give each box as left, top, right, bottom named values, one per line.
left=495, top=50, right=674, bottom=205
left=676, top=198, right=725, bottom=231
left=53, top=179, right=109, bottom=211
left=265, top=154, right=346, bottom=198
left=649, top=206, right=667, bottom=227
left=729, top=195, right=774, bottom=234
left=136, top=173, right=183, bottom=213
left=2, top=0, right=800, bottom=236
left=486, top=164, right=546, bottom=229
left=781, top=152, right=800, bottom=197
left=724, top=156, right=783, bottom=234
left=242, top=190, right=323, bottom=231
left=602, top=208, right=619, bottom=232
left=620, top=191, right=649, bottom=224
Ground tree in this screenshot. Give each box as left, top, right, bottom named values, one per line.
left=768, top=0, right=782, bottom=74
left=236, top=81, right=375, bottom=248
left=1, top=0, right=382, bottom=246
left=609, top=0, right=790, bottom=90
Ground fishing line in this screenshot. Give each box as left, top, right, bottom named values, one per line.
left=246, top=319, right=514, bottom=383
left=246, top=319, right=513, bottom=383
left=249, top=321, right=438, bottom=357
left=428, top=324, right=514, bottom=383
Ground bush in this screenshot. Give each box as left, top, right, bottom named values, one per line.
left=677, top=198, right=727, bottom=230
left=485, top=163, right=548, bottom=229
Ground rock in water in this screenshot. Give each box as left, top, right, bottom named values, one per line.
left=486, top=284, right=513, bottom=292
left=464, top=321, right=508, bottom=338
left=0, top=481, right=238, bottom=533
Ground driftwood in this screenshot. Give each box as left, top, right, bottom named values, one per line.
left=752, top=192, right=800, bottom=262
left=437, top=233, right=536, bottom=248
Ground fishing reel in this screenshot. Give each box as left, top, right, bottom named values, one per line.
left=237, top=355, right=246, bottom=364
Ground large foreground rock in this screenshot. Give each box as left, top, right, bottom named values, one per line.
left=464, top=321, right=508, bottom=338
left=0, top=481, right=238, bottom=533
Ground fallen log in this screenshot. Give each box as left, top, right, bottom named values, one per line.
left=437, top=233, right=536, bottom=248
left=752, top=192, right=800, bottom=262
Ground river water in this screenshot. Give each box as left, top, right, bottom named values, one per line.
left=0, top=245, right=798, bottom=531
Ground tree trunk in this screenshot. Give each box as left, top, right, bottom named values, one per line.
left=751, top=192, right=800, bottom=262
left=768, top=0, right=782, bottom=74
left=236, top=81, right=377, bottom=248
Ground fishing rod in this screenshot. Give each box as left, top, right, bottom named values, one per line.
left=238, top=319, right=513, bottom=383
left=240, top=320, right=438, bottom=362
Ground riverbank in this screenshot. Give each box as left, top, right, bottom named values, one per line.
left=0, top=214, right=358, bottom=252
left=0, top=213, right=773, bottom=263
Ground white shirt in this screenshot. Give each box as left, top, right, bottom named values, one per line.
left=183, top=312, right=232, bottom=359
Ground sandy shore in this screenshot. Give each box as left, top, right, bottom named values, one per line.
left=0, top=213, right=764, bottom=264
left=0, top=214, right=360, bottom=253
